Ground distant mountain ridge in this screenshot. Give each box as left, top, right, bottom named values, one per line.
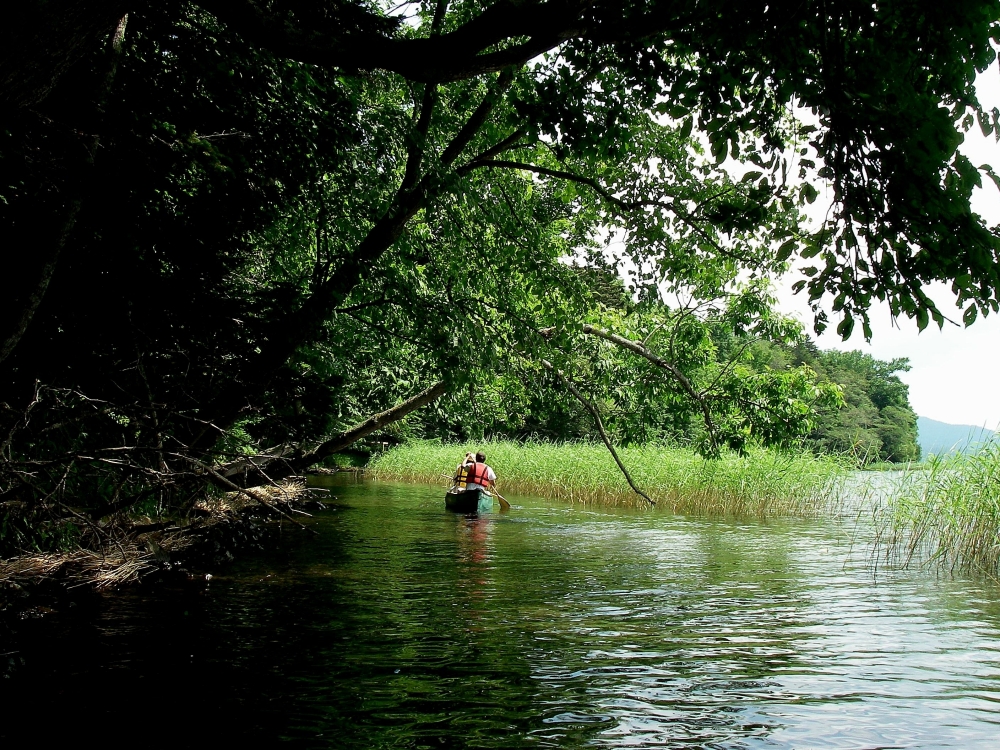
left=917, top=416, right=996, bottom=457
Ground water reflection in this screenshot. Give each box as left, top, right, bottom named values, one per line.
left=2, top=479, right=1000, bottom=748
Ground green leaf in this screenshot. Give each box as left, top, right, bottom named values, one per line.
left=979, top=164, right=1000, bottom=194
left=916, top=306, right=929, bottom=331
left=837, top=315, right=855, bottom=339
left=800, top=242, right=820, bottom=259
left=711, top=136, right=729, bottom=163
left=775, top=239, right=797, bottom=262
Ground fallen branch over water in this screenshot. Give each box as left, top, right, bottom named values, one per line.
left=190, top=457, right=318, bottom=535
left=213, top=380, right=448, bottom=487
left=0, top=478, right=316, bottom=596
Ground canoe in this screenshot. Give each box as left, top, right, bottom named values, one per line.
left=444, top=487, right=493, bottom=513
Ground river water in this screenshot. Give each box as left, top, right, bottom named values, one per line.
left=3, top=477, right=1000, bottom=748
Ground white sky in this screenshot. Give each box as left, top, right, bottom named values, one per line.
left=773, top=70, right=1000, bottom=429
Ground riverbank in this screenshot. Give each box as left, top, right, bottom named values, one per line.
left=0, top=478, right=325, bottom=609
left=369, top=440, right=850, bottom=516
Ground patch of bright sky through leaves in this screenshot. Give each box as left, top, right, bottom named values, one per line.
left=776, top=72, right=1000, bottom=429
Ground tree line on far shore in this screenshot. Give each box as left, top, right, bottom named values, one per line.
left=395, top=274, right=920, bottom=466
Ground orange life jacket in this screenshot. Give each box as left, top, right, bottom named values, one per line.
left=466, top=462, right=491, bottom=487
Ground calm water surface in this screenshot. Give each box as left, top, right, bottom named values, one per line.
left=3, top=477, right=1000, bottom=748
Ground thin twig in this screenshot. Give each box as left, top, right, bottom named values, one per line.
left=541, top=359, right=655, bottom=506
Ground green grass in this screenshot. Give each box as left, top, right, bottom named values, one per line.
left=878, top=443, right=1000, bottom=578
left=323, top=451, right=369, bottom=468
left=368, top=439, right=850, bottom=516
left=860, top=461, right=928, bottom=472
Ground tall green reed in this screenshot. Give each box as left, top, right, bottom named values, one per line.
left=368, top=439, right=849, bottom=517
left=877, top=444, right=1000, bottom=578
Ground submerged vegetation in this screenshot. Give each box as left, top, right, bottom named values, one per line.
left=877, top=444, right=1000, bottom=579
left=370, top=440, right=849, bottom=516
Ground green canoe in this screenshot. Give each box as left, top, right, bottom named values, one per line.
left=444, top=488, right=493, bottom=513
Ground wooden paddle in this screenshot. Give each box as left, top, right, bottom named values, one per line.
left=491, top=485, right=511, bottom=510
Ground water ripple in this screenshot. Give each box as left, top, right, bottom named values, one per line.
left=3, top=481, right=1000, bottom=748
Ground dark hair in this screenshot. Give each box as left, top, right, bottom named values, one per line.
left=476, top=451, right=486, bottom=463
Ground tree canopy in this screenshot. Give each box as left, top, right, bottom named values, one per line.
left=0, top=1, right=997, bottom=547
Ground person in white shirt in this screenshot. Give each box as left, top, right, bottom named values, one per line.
left=464, top=451, right=496, bottom=493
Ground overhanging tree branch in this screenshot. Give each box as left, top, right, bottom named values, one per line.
left=198, top=0, right=594, bottom=83
left=218, top=380, right=449, bottom=487
left=464, top=126, right=530, bottom=166
left=463, top=159, right=751, bottom=264
left=5, top=0, right=686, bottom=107
left=579, top=323, right=721, bottom=456
left=189, top=70, right=514, bottom=448
left=293, top=380, right=448, bottom=470
left=540, top=358, right=655, bottom=506
left=399, top=0, right=448, bottom=194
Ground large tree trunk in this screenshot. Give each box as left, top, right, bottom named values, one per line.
left=0, top=0, right=129, bottom=109
left=186, top=72, right=514, bottom=452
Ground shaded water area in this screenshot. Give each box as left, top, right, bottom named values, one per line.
left=3, top=477, right=1000, bottom=748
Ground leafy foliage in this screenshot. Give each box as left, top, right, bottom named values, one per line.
left=0, top=1, right=995, bottom=550
left=412, top=281, right=845, bottom=457
left=755, top=342, right=921, bottom=463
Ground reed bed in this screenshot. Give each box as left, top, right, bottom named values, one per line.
left=369, top=440, right=849, bottom=516
left=877, top=444, right=1000, bottom=578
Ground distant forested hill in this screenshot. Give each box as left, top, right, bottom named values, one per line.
left=756, top=341, right=922, bottom=464
left=917, top=417, right=995, bottom=457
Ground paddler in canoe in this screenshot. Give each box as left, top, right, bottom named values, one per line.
left=465, top=451, right=496, bottom=494
left=445, top=451, right=510, bottom=511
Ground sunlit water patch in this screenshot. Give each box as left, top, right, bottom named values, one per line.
left=2, top=478, right=999, bottom=748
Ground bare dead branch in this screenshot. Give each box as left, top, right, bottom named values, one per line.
left=540, top=358, right=655, bottom=506
left=186, top=457, right=319, bottom=535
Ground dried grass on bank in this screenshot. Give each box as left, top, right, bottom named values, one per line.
left=0, top=479, right=310, bottom=591
left=0, top=532, right=193, bottom=590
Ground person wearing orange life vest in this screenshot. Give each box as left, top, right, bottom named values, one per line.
left=464, top=451, right=496, bottom=493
